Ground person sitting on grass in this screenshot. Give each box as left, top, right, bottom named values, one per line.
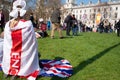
left=35, top=18, right=49, bottom=38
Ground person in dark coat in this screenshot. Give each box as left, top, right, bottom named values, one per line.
left=116, top=19, right=120, bottom=36
left=64, top=13, right=73, bottom=36
left=0, top=9, right=5, bottom=32
left=71, top=14, right=78, bottom=36
left=99, top=21, right=104, bottom=33
left=50, top=8, right=63, bottom=39
left=29, top=13, right=37, bottom=29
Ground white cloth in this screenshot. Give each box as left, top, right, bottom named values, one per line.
left=9, top=0, right=26, bottom=18
left=13, top=0, right=26, bottom=10
left=9, top=9, right=26, bottom=18
left=2, top=19, right=40, bottom=80
left=0, top=38, right=3, bottom=64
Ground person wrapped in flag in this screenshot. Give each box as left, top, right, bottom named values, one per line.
left=1, top=0, right=40, bottom=79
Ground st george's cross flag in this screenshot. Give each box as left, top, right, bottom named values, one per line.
left=1, top=19, right=40, bottom=80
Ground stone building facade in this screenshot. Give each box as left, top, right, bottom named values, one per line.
left=62, top=0, right=120, bottom=27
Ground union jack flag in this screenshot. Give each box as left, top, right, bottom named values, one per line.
left=39, top=59, right=73, bottom=78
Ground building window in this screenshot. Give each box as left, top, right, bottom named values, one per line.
left=76, top=15, right=78, bottom=18
left=116, top=7, right=118, bottom=10
left=92, top=13, right=95, bottom=19
left=90, top=15, right=91, bottom=19
left=104, top=8, right=106, bottom=12
left=110, top=7, right=112, bottom=11
left=80, top=15, right=81, bottom=19
left=90, top=9, right=91, bottom=12
left=76, top=10, right=78, bottom=13
left=98, top=8, right=100, bottom=12
left=115, top=13, right=117, bottom=18
left=80, top=10, right=82, bottom=13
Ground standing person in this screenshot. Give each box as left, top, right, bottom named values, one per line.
left=116, top=19, right=120, bottom=36
left=2, top=0, right=40, bottom=80
left=0, top=8, right=5, bottom=32
left=114, top=20, right=117, bottom=33
left=29, top=12, right=37, bottom=29
left=64, top=13, right=73, bottom=36
left=29, top=13, right=34, bottom=24
left=71, top=14, right=78, bottom=36
left=50, top=8, right=63, bottom=39
left=99, top=21, right=104, bottom=33
left=104, top=20, right=109, bottom=33
left=47, top=19, right=51, bottom=30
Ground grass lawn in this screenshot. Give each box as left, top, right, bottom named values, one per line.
left=0, top=31, right=120, bottom=80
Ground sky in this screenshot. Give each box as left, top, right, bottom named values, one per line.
left=62, top=0, right=109, bottom=5
left=76, top=0, right=109, bottom=4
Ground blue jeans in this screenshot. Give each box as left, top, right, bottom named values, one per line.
left=72, top=26, right=78, bottom=36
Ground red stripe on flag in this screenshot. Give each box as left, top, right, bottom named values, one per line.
left=26, top=70, right=39, bottom=79
left=19, top=70, right=39, bottom=79
left=9, top=29, right=22, bottom=75
left=54, top=64, right=72, bottom=69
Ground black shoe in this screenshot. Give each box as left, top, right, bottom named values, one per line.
left=66, top=34, right=70, bottom=36
left=60, top=37, right=64, bottom=39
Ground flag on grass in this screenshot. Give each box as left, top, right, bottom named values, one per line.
left=0, top=59, right=73, bottom=78
left=39, top=59, right=73, bottom=78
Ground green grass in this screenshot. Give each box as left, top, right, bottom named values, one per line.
left=0, top=31, right=120, bottom=80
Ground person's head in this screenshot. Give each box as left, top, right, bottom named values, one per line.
left=9, top=0, right=26, bottom=19
left=39, top=18, right=44, bottom=23
left=73, top=14, right=75, bottom=17
left=30, top=12, right=33, bottom=16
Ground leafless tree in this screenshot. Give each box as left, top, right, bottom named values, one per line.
left=1, top=0, right=62, bottom=22
left=35, top=0, right=62, bottom=21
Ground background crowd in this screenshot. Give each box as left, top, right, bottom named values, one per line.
left=0, top=7, right=120, bottom=39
